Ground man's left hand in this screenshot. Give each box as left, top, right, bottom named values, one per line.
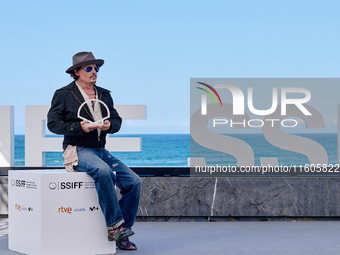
left=98, top=120, right=111, bottom=132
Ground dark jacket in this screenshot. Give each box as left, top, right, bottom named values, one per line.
left=47, top=81, right=122, bottom=149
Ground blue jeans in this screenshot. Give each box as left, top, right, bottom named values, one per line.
left=73, top=147, right=143, bottom=228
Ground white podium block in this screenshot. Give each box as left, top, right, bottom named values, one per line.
left=8, top=170, right=116, bottom=255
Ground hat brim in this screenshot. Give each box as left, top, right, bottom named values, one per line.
left=66, top=59, right=104, bottom=74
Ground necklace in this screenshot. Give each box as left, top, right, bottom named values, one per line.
left=86, top=92, right=96, bottom=96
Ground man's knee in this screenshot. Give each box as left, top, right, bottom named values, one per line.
left=97, top=165, right=113, bottom=179
left=134, top=176, right=143, bottom=192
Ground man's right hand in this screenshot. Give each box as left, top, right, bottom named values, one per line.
left=81, top=120, right=99, bottom=133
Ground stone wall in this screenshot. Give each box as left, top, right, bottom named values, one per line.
left=0, top=176, right=8, bottom=215
left=138, top=177, right=340, bottom=217
left=2, top=176, right=340, bottom=218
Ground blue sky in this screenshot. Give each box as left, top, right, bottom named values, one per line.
left=1, top=0, right=339, bottom=134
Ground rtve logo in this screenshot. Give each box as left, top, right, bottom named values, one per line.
left=58, top=206, right=86, bottom=214
left=58, top=206, right=72, bottom=214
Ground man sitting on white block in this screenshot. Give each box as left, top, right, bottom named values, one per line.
left=47, top=51, right=142, bottom=251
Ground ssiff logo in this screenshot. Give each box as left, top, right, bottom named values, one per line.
left=11, top=179, right=26, bottom=188
left=49, top=182, right=84, bottom=190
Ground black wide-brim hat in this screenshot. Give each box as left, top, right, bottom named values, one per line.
left=66, top=51, right=104, bottom=74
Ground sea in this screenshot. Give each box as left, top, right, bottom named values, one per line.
left=15, top=134, right=190, bottom=167
left=14, top=133, right=338, bottom=167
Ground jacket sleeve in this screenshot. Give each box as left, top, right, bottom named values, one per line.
left=47, top=90, right=84, bottom=136
left=105, top=93, right=122, bottom=134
